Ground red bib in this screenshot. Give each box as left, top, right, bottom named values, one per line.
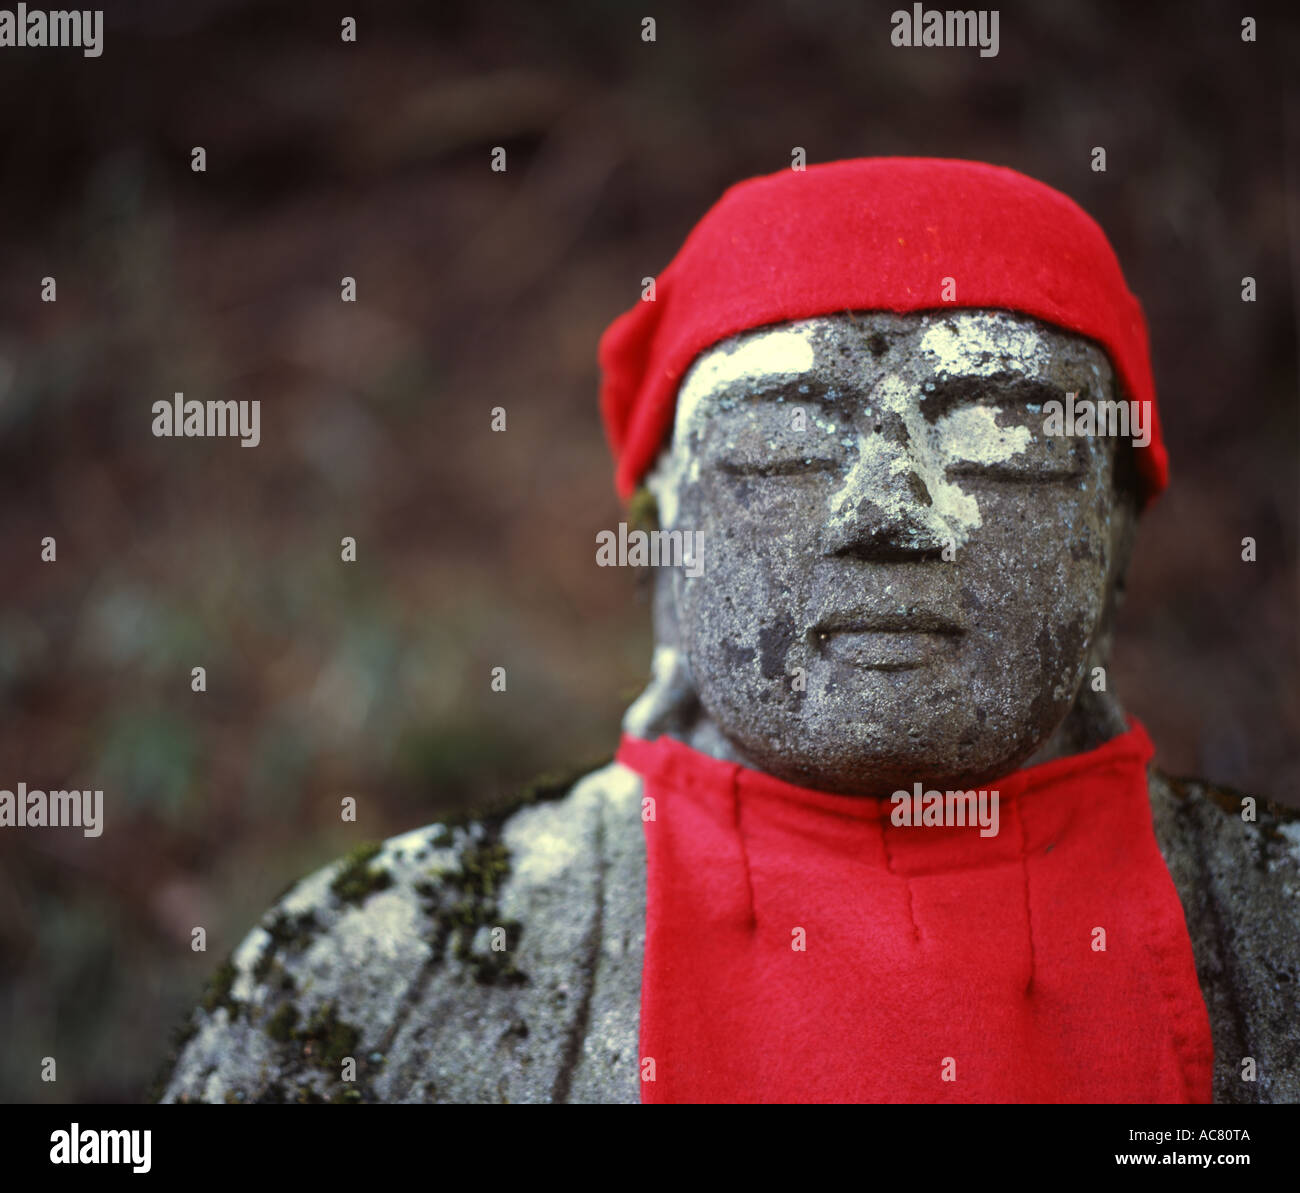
left=618, top=721, right=1213, bottom=1103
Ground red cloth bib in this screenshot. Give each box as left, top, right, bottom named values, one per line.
left=618, top=721, right=1213, bottom=1103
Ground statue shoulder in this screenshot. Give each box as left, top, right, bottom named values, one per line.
left=1149, top=770, right=1300, bottom=1104
left=155, top=759, right=646, bottom=1104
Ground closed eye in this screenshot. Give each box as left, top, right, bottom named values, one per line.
left=716, top=456, right=843, bottom=477
left=945, top=461, right=1086, bottom=483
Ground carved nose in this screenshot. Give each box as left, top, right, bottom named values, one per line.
left=822, top=414, right=948, bottom=561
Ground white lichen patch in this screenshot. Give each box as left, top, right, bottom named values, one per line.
left=918, top=312, right=1049, bottom=379
left=279, top=862, right=341, bottom=918
left=318, top=890, right=426, bottom=965
left=505, top=818, right=585, bottom=888
left=230, top=927, right=272, bottom=1002
left=599, top=760, right=643, bottom=816
left=1276, top=820, right=1300, bottom=860
left=827, top=372, right=1029, bottom=550
left=385, top=825, right=440, bottom=855
left=935, top=405, right=1032, bottom=465
left=674, top=325, right=817, bottom=448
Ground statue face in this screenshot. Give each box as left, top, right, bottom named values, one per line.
left=654, top=310, right=1132, bottom=795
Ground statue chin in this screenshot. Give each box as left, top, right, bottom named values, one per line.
left=705, top=708, right=1055, bottom=798
left=683, top=637, right=1083, bottom=796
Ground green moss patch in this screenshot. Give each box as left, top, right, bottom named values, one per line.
left=265, top=1003, right=300, bottom=1043
left=295, top=1001, right=360, bottom=1071
left=198, top=958, right=242, bottom=1019
left=330, top=841, right=393, bottom=905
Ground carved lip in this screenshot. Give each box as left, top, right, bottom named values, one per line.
left=810, top=610, right=966, bottom=670
left=811, top=610, right=967, bottom=637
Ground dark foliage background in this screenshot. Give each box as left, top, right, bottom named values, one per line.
left=0, top=0, right=1295, bottom=1102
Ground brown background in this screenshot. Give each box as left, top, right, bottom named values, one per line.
left=0, top=0, right=1295, bottom=1102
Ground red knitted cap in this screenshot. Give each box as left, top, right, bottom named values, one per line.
left=598, top=157, right=1167, bottom=504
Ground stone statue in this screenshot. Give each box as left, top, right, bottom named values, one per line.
left=155, top=161, right=1299, bottom=1105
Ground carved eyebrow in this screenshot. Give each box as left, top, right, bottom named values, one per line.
left=920, top=373, right=1069, bottom=423
left=711, top=375, right=839, bottom=405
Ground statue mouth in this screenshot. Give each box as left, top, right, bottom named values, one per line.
left=810, top=611, right=965, bottom=671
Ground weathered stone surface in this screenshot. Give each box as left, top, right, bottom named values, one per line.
left=1149, top=772, right=1300, bottom=1104
left=157, top=759, right=1297, bottom=1104
left=157, top=762, right=644, bottom=1104
left=646, top=311, right=1141, bottom=797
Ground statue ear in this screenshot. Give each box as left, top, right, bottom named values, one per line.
left=620, top=475, right=707, bottom=741
left=622, top=566, right=703, bottom=740
left=651, top=553, right=683, bottom=651
left=1096, top=459, right=1140, bottom=654
left=1114, top=436, right=1142, bottom=510
left=1111, top=440, right=1142, bottom=595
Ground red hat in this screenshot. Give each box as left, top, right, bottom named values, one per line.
left=598, top=157, right=1166, bottom=504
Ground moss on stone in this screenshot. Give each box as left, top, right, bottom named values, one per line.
left=199, top=958, right=242, bottom=1019
left=330, top=841, right=393, bottom=905
left=438, top=758, right=611, bottom=834
left=419, top=827, right=529, bottom=986
left=627, top=485, right=659, bottom=534
left=266, top=1002, right=300, bottom=1043
left=414, top=762, right=608, bottom=983
left=468, top=949, right=526, bottom=986
left=509, top=759, right=613, bottom=820
left=266, top=908, right=320, bottom=951
left=295, top=1001, right=360, bottom=1071
left=144, top=1015, right=201, bottom=1103
left=447, top=839, right=511, bottom=900
left=253, top=908, right=321, bottom=983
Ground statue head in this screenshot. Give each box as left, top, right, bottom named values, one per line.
left=626, top=308, right=1142, bottom=796
left=603, top=160, right=1164, bottom=795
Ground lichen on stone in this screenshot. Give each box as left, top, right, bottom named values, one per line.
left=265, top=1002, right=300, bottom=1043
left=199, top=958, right=242, bottom=1019
left=330, top=841, right=393, bottom=905
left=252, top=907, right=320, bottom=982
left=295, top=1001, right=360, bottom=1071
left=415, top=833, right=527, bottom=986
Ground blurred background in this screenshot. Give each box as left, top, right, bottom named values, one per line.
left=0, top=0, right=1295, bottom=1102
